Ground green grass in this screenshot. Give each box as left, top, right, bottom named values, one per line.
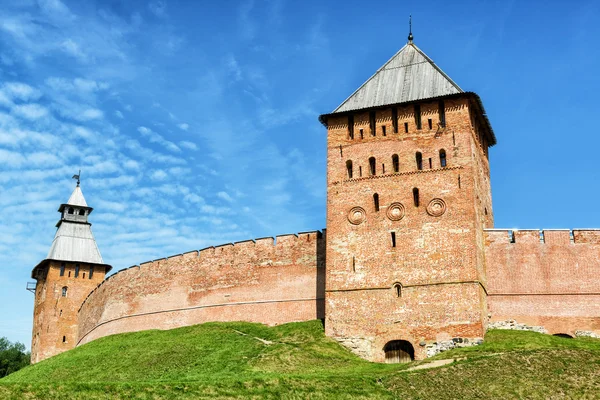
left=2, top=321, right=600, bottom=399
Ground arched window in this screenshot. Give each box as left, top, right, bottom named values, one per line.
left=373, top=193, right=380, bottom=212
left=392, top=283, right=402, bottom=297
left=346, top=160, right=353, bottom=179
left=384, top=340, right=414, bottom=363
left=62, top=287, right=68, bottom=297
left=415, top=152, right=423, bottom=170
left=413, top=188, right=420, bottom=207
left=369, top=157, right=376, bottom=175
left=439, top=149, right=447, bottom=167
left=68, top=207, right=74, bottom=215
left=78, top=209, right=85, bottom=216
left=392, top=154, right=399, bottom=173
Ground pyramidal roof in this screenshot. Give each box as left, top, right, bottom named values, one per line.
left=66, top=185, right=88, bottom=207
left=332, top=42, right=463, bottom=114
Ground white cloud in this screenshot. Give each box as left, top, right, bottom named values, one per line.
left=217, top=191, right=234, bottom=203
left=150, top=169, right=168, bottom=181
left=61, top=39, right=87, bottom=61
left=177, top=123, right=189, bottom=131
left=4, top=82, right=41, bottom=101
left=179, top=140, right=197, bottom=150
left=46, top=77, right=108, bottom=93
left=80, top=108, right=103, bottom=120
left=137, top=126, right=180, bottom=153
left=115, top=110, right=124, bottom=119
left=148, top=1, right=167, bottom=17
left=12, top=103, right=48, bottom=120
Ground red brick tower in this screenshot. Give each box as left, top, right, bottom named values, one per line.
left=30, top=180, right=111, bottom=363
left=319, top=35, right=496, bottom=362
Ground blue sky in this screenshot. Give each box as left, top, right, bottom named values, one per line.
left=1, top=0, right=599, bottom=348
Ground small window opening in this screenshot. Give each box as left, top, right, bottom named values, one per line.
left=359, top=129, right=364, bottom=139
left=60, top=263, right=65, bottom=277
left=509, top=231, right=516, bottom=243
left=352, top=256, right=356, bottom=272
left=359, top=166, right=362, bottom=177
left=428, top=118, right=433, bottom=130
left=62, top=287, right=68, bottom=297
left=393, top=283, right=402, bottom=297
left=373, top=193, right=380, bottom=212
left=392, top=154, right=399, bottom=173
left=68, top=207, right=74, bottom=215
left=369, top=157, right=376, bottom=176
left=458, top=175, right=461, bottom=189
left=348, top=115, right=354, bottom=139
left=539, top=231, right=545, bottom=243
left=82, top=272, right=86, bottom=279
left=484, top=207, right=488, bottom=216
left=339, top=145, right=343, bottom=157
left=416, top=152, right=423, bottom=170
left=570, top=230, right=575, bottom=243
left=414, top=104, right=422, bottom=130
left=62, top=336, right=66, bottom=343
left=413, top=188, right=420, bottom=207
left=439, top=100, right=446, bottom=127
left=382, top=163, right=385, bottom=174
left=75, top=264, right=80, bottom=278
left=59, top=310, right=62, bottom=316
left=440, top=150, right=447, bottom=167
left=391, top=231, right=396, bottom=247
left=404, top=122, right=408, bottom=133
left=346, top=160, right=353, bottom=179
left=78, top=209, right=85, bottom=216
left=382, top=125, right=386, bottom=136
left=452, top=132, right=456, bottom=146
left=428, top=158, right=432, bottom=169
left=369, top=111, right=376, bottom=136
left=68, top=271, right=71, bottom=277
left=392, top=108, right=398, bottom=133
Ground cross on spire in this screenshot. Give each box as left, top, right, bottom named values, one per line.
left=408, top=15, right=413, bottom=43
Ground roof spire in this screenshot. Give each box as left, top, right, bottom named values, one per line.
left=72, top=170, right=81, bottom=187
left=408, top=15, right=413, bottom=43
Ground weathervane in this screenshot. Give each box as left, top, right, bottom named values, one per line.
left=408, top=14, right=413, bottom=43
left=72, top=170, right=81, bottom=186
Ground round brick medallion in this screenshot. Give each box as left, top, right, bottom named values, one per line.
left=348, top=206, right=366, bottom=225
left=386, top=202, right=405, bottom=221
left=426, top=198, right=447, bottom=217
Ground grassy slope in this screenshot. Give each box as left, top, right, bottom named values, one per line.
left=2, top=320, right=600, bottom=399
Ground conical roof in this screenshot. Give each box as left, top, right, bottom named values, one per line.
left=66, top=186, right=88, bottom=207
left=332, top=42, right=462, bottom=114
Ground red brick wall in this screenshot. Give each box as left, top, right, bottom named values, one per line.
left=324, top=96, right=492, bottom=361
left=31, top=261, right=107, bottom=363
left=485, top=229, right=600, bottom=335
left=77, top=231, right=325, bottom=346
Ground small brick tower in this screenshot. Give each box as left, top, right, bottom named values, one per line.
left=319, top=33, right=496, bottom=362
left=30, top=179, right=111, bottom=363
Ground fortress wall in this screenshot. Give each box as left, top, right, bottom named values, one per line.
left=77, top=231, right=326, bottom=346
left=485, top=229, right=600, bottom=335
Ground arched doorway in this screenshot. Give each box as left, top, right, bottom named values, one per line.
left=383, top=340, right=414, bottom=363
left=553, top=333, right=573, bottom=339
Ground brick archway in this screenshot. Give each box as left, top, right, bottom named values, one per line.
left=383, top=340, right=414, bottom=363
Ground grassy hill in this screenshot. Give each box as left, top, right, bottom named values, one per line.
left=1, top=320, right=600, bottom=399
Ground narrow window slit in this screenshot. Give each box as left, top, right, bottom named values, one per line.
left=369, top=157, right=376, bottom=175
left=416, top=152, right=423, bottom=170
left=370, top=111, right=376, bottom=136
left=428, top=158, right=432, bottom=169
left=359, top=166, right=362, bottom=177
left=348, top=115, right=354, bottom=139
left=360, top=129, right=364, bottom=140
left=346, top=160, right=353, bottom=179
left=440, top=149, right=447, bottom=167
left=392, top=154, right=399, bottom=172
left=428, top=118, right=433, bottom=130
left=414, top=104, right=422, bottom=130
left=413, top=188, right=420, bottom=207
left=391, top=232, right=396, bottom=248
left=404, top=122, right=409, bottom=133
left=392, top=108, right=398, bottom=133
left=373, top=193, right=380, bottom=212
left=382, top=125, right=386, bottom=136
left=382, top=164, right=385, bottom=174
left=439, top=100, right=446, bottom=127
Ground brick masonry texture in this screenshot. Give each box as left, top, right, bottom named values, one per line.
left=76, top=232, right=325, bottom=347
left=485, top=229, right=600, bottom=336
left=31, top=95, right=600, bottom=364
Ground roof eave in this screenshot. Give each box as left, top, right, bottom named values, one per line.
left=318, top=91, right=496, bottom=147
left=31, top=259, right=113, bottom=279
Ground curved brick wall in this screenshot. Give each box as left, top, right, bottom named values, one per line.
left=485, top=229, right=600, bottom=336
left=77, top=231, right=325, bottom=346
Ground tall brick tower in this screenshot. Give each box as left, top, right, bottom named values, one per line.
left=30, top=180, right=111, bottom=363
left=319, top=34, right=496, bottom=362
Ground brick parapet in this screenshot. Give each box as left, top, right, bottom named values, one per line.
left=77, top=230, right=326, bottom=346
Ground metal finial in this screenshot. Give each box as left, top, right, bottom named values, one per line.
left=408, top=15, right=413, bottom=43
left=72, top=170, right=81, bottom=186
